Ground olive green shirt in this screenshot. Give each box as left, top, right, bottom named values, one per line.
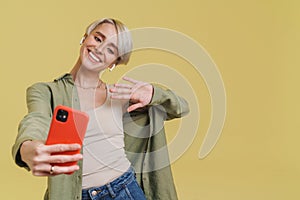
left=12, top=73, right=189, bottom=200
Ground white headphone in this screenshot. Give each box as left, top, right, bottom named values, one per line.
left=109, top=64, right=116, bottom=72
left=80, top=35, right=86, bottom=45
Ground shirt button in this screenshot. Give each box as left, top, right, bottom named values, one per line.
left=91, top=190, right=98, bottom=196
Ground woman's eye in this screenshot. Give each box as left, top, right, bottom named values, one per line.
left=107, top=48, right=115, bottom=55
left=94, top=36, right=102, bottom=42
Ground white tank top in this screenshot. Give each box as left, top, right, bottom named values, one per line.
left=82, top=85, right=131, bottom=189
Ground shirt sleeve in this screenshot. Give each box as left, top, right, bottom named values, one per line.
left=11, top=83, right=53, bottom=169
left=148, top=84, right=190, bottom=120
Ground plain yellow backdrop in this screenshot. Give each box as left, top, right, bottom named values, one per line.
left=1, top=0, right=299, bottom=199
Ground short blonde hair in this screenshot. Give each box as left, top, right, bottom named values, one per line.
left=85, top=18, right=132, bottom=65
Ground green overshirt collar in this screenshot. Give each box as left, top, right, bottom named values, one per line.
left=54, top=73, right=74, bottom=84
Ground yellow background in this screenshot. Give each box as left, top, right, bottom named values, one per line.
left=1, top=0, right=299, bottom=199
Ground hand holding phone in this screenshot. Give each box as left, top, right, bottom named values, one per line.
left=20, top=140, right=82, bottom=176
left=45, top=105, right=89, bottom=170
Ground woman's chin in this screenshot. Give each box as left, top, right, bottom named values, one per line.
left=81, top=62, right=106, bottom=73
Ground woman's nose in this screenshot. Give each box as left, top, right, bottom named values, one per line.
left=94, top=44, right=104, bottom=55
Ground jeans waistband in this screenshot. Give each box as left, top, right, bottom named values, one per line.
left=82, top=167, right=135, bottom=199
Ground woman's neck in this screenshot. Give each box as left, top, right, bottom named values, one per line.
left=70, top=58, right=102, bottom=88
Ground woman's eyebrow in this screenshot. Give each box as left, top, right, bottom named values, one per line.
left=109, top=43, right=118, bottom=51
left=95, top=31, right=106, bottom=40
left=95, top=31, right=118, bottom=51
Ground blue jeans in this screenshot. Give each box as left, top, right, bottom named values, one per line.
left=81, top=167, right=146, bottom=200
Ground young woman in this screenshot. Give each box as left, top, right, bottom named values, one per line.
left=12, top=18, right=189, bottom=200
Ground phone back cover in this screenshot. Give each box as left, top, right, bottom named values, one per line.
left=46, top=105, right=89, bottom=167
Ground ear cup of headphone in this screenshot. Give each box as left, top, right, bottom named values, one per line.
left=80, top=36, right=86, bottom=45
left=80, top=34, right=88, bottom=45
left=109, top=64, right=116, bottom=72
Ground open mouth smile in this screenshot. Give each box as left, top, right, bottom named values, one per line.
left=87, top=49, right=102, bottom=63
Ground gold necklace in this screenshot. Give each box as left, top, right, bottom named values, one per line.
left=74, top=81, right=104, bottom=90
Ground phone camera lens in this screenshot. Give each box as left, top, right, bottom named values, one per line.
left=56, top=109, right=68, bottom=122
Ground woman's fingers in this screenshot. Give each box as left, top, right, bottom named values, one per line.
left=44, top=143, right=81, bottom=154
left=110, top=83, right=132, bottom=99
left=33, top=143, right=82, bottom=163
left=47, top=164, right=80, bottom=176
left=21, top=141, right=82, bottom=176
left=48, top=154, right=83, bottom=164
left=31, top=163, right=52, bottom=176
left=111, top=77, right=148, bottom=94
left=30, top=153, right=81, bottom=176
left=111, top=77, right=153, bottom=112
left=122, top=76, right=139, bottom=84
left=32, top=164, right=80, bottom=176
left=110, top=82, right=148, bottom=96
left=110, top=87, right=131, bottom=95
left=111, top=94, right=131, bottom=100
left=127, top=103, right=143, bottom=112
left=113, top=83, right=132, bottom=89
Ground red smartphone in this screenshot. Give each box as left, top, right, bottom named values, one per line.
left=45, top=105, right=89, bottom=169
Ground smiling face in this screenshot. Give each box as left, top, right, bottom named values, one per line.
left=79, top=23, right=119, bottom=72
